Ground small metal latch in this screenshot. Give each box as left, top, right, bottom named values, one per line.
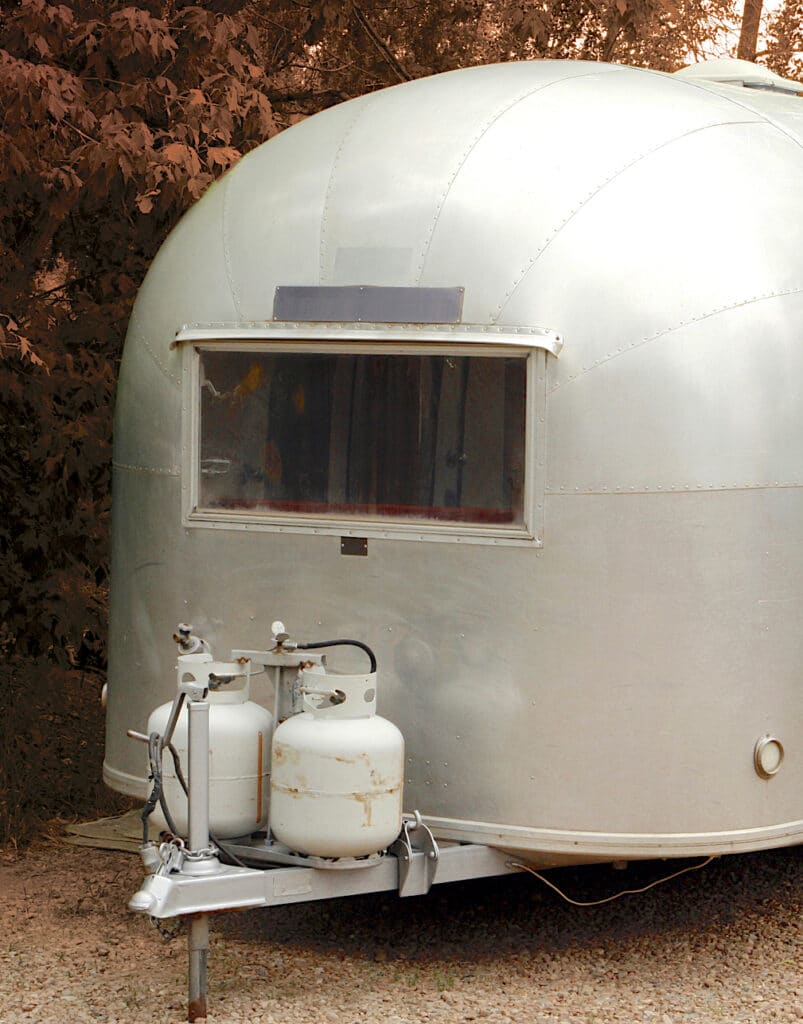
left=391, top=810, right=439, bottom=897
left=156, top=840, right=186, bottom=877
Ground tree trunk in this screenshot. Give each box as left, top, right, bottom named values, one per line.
left=737, top=0, right=763, bottom=60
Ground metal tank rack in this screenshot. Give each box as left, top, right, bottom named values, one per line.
left=128, top=630, right=519, bottom=1020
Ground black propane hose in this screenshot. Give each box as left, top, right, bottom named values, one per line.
left=143, top=728, right=249, bottom=867
left=142, top=732, right=166, bottom=844
left=142, top=731, right=183, bottom=844
left=295, top=639, right=377, bottom=673
left=157, top=770, right=181, bottom=838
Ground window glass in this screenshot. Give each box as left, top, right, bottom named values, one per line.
left=198, top=350, right=527, bottom=526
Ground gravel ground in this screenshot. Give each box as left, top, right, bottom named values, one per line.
left=0, top=839, right=801, bottom=1023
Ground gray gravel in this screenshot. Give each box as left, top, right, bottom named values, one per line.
left=1, top=841, right=801, bottom=1022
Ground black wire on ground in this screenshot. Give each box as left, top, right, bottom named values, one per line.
left=296, top=638, right=377, bottom=673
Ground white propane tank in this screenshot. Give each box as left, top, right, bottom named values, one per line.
left=147, top=654, right=273, bottom=839
left=270, top=668, right=404, bottom=858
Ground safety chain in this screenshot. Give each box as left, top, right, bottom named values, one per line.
left=183, top=845, right=218, bottom=861
left=151, top=915, right=183, bottom=942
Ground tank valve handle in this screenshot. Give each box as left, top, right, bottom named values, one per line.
left=300, top=686, right=347, bottom=705
left=172, top=623, right=209, bottom=655
left=208, top=672, right=235, bottom=688
left=271, top=621, right=290, bottom=650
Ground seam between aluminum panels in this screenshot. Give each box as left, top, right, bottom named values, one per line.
left=423, top=815, right=803, bottom=856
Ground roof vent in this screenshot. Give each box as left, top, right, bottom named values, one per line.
left=675, top=58, right=803, bottom=95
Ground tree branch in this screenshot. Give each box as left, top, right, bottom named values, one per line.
left=737, top=0, right=763, bottom=61
left=601, top=11, right=624, bottom=63
left=350, top=2, right=411, bottom=82
left=63, top=119, right=100, bottom=145
left=32, top=277, right=90, bottom=301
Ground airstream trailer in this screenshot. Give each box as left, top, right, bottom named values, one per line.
left=105, top=57, right=803, bottom=1015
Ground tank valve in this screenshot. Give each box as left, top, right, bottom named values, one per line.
left=173, top=623, right=209, bottom=655
left=271, top=620, right=291, bottom=650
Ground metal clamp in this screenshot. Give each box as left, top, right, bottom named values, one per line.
left=156, top=840, right=187, bottom=877
left=390, top=811, right=440, bottom=897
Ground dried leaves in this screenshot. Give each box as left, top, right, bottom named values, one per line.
left=0, top=2, right=281, bottom=660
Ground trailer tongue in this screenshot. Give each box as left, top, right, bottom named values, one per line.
left=128, top=624, right=518, bottom=1019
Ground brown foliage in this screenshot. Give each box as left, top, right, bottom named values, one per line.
left=0, top=2, right=283, bottom=664
left=764, top=0, right=803, bottom=79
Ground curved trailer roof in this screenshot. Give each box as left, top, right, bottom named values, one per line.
left=117, top=57, right=803, bottom=475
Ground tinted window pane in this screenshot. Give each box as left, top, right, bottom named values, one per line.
left=199, top=351, right=526, bottom=526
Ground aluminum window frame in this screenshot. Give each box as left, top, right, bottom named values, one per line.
left=180, top=327, right=552, bottom=547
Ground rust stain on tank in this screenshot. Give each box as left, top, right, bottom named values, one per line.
left=273, top=783, right=302, bottom=798
left=353, top=792, right=373, bottom=826
left=350, top=785, right=400, bottom=826
left=272, top=743, right=300, bottom=766
left=332, top=751, right=371, bottom=765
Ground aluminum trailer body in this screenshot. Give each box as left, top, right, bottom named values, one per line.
left=105, top=58, right=803, bottom=869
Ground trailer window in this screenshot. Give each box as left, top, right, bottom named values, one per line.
left=197, top=351, right=526, bottom=527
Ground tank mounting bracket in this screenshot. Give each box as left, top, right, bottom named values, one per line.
left=391, top=811, right=440, bottom=897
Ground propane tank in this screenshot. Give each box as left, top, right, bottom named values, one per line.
left=270, top=668, right=404, bottom=858
left=147, top=654, right=273, bottom=839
